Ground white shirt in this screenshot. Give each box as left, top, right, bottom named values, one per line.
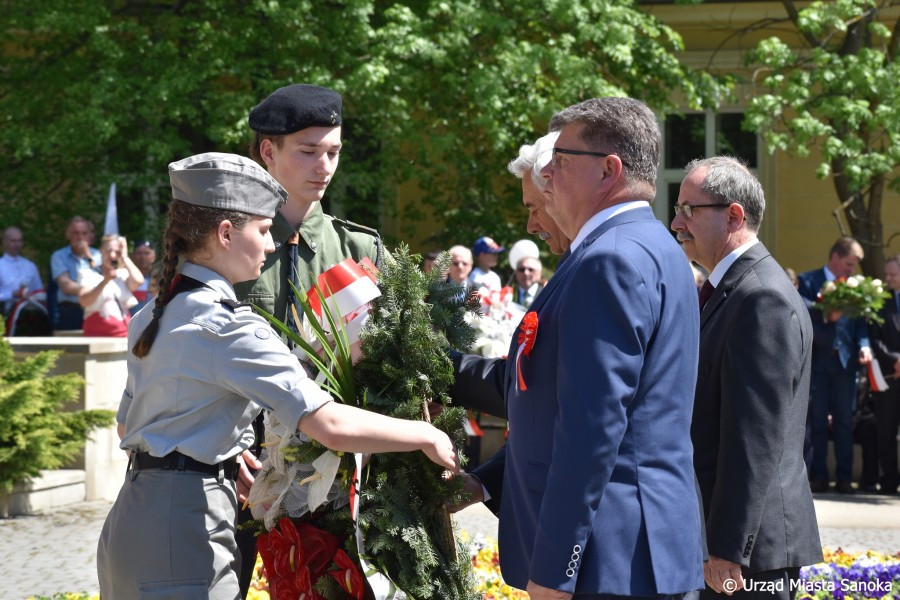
left=118, top=262, right=332, bottom=464
left=469, top=267, right=502, bottom=293
left=515, top=283, right=541, bottom=308
left=570, top=201, right=650, bottom=253
left=707, top=239, right=759, bottom=287
left=0, top=254, right=43, bottom=303
left=79, top=268, right=137, bottom=321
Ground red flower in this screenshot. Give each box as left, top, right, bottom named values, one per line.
left=329, top=549, right=366, bottom=600
left=516, top=311, right=539, bottom=391
left=257, top=519, right=311, bottom=599
left=257, top=518, right=343, bottom=600
left=296, top=521, right=342, bottom=579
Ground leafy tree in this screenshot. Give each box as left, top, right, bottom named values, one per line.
left=744, top=0, right=900, bottom=275
left=0, top=321, right=114, bottom=516
left=1, top=0, right=724, bottom=271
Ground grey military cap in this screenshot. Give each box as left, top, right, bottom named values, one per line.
left=168, top=152, right=287, bottom=218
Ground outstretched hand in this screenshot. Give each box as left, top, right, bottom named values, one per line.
left=422, top=428, right=460, bottom=474
left=447, top=472, right=485, bottom=513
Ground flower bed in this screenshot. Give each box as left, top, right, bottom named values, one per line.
left=798, top=548, right=900, bottom=599
left=28, top=545, right=900, bottom=599
left=243, top=542, right=900, bottom=600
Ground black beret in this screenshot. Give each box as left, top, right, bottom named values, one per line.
left=248, top=84, right=342, bottom=136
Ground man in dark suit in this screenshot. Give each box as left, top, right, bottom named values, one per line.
left=868, top=254, right=900, bottom=494
left=497, top=97, right=704, bottom=599
left=512, top=255, right=543, bottom=308
left=671, top=157, right=822, bottom=597
left=797, top=237, right=872, bottom=493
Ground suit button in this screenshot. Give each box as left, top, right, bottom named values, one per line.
left=748, top=534, right=754, bottom=542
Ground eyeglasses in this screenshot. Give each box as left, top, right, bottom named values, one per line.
left=551, top=147, right=628, bottom=168
left=672, top=203, right=733, bottom=219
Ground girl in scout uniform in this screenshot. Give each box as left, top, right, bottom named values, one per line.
left=97, top=152, right=458, bottom=600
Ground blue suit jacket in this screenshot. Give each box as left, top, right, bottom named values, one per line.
left=797, top=268, right=869, bottom=371
left=499, top=206, right=705, bottom=595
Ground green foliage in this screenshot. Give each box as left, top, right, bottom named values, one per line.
left=744, top=0, right=900, bottom=274
left=0, top=0, right=726, bottom=269
left=353, top=245, right=480, bottom=599
left=0, top=322, right=114, bottom=494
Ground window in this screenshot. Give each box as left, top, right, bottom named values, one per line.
left=656, top=112, right=759, bottom=226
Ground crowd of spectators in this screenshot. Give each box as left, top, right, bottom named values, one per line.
left=2, top=215, right=897, bottom=496
left=1, top=216, right=158, bottom=338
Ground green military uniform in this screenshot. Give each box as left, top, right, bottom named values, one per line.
left=234, top=202, right=381, bottom=326
left=236, top=82, right=381, bottom=600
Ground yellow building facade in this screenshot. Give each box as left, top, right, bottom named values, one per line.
left=648, top=1, right=900, bottom=275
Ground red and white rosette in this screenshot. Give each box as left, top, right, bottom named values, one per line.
left=515, top=311, right=539, bottom=393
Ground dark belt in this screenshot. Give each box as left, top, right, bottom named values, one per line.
left=130, top=450, right=239, bottom=480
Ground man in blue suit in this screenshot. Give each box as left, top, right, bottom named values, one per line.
left=499, top=97, right=704, bottom=600
left=798, top=237, right=873, bottom=494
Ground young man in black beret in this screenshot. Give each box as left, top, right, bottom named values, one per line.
left=235, top=83, right=381, bottom=321
left=233, top=83, right=382, bottom=598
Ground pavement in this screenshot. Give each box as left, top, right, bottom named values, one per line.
left=2, top=490, right=899, bottom=600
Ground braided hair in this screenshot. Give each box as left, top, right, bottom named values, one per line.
left=131, top=200, right=250, bottom=358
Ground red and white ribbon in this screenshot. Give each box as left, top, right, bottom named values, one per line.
left=868, top=360, right=891, bottom=392
left=514, top=311, right=539, bottom=394
left=349, top=453, right=406, bottom=599
left=6, top=290, right=48, bottom=336
left=307, top=259, right=380, bottom=325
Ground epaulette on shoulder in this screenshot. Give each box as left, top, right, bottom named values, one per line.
left=328, top=215, right=381, bottom=239
left=218, top=298, right=253, bottom=313
left=327, top=215, right=384, bottom=268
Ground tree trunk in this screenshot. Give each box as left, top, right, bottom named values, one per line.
left=865, top=173, right=886, bottom=277
left=831, top=159, right=886, bottom=277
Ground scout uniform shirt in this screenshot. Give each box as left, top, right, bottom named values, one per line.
left=118, top=262, right=332, bottom=464
left=234, top=202, right=382, bottom=329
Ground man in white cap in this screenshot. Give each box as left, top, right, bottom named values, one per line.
left=512, top=256, right=543, bottom=308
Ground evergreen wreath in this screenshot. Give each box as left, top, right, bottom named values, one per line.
left=248, top=245, right=482, bottom=599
